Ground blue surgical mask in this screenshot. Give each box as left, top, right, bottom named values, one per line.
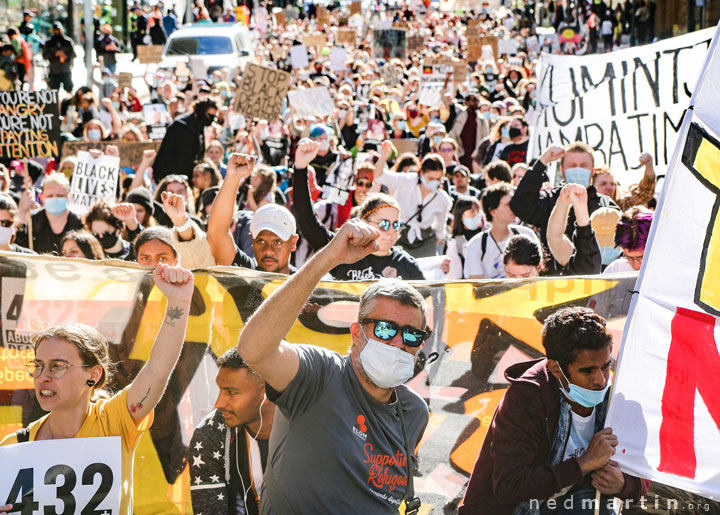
left=471, top=80, right=478, bottom=89
left=558, top=366, right=612, bottom=408
left=501, top=127, right=510, bottom=138
left=564, top=167, right=592, bottom=187
left=420, top=176, right=440, bottom=191
left=600, top=245, right=622, bottom=266
left=430, top=116, right=440, bottom=122
left=483, top=111, right=492, bottom=120
left=432, top=135, right=443, bottom=146
left=45, top=197, right=68, bottom=216
left=463, top=213, right=483, bottom=231
left=88, top=129, right=102, bottom=142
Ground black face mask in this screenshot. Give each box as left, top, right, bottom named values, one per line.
left=484, top=73, right=497, bottom=81
left=200, top=112, right=216, bottom=127
left=95, top=230, right=119, bottom=249
left=509, top=127, right=523, bottom=139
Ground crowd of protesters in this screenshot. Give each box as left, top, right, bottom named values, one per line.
left=0, top=0, right=675, bottom=513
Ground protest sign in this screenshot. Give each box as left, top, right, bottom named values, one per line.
left=330, top=47, right=348, bottom=71
left=337, top=28, right=357, bottom=46
left=374, top=29, right=407, bottom=59
left=497, top=37, right=519, bottom=55
left=229, top=112, right=246, bottom=131
left=290, top=44, right=309, bottom=69
left=137, top=45, right=163, bottom=63
left=69, top=150, right=120, bottom=214
left=557, top=24, right=581, bottom=44
left=529, top=28, right=714, bottom=179
left=606, top=24, right=720, bottom=501
left=118, top=72, right=133, bottom=89
left=322, top=156, right=354, bottom=204
left=143, top=103, right=172, bottom=140
left=350, top=0, right=361, bottom=15
left=234, top=63, right=291, bottom=120
left=0, top=437, right=121, bottom=511
left=408, top=34, right=426, bottom=53
left=419, top=63, right=450, bottom=107
left=0, top=90, right=60, bottom=159
left=380, top=64, right=402, bottom=86
left=287, top=87, right=335, bottom=118
left=273, top=9, right=286, bottom=25
left=317, top=5, right=330, bottom=26
left=174, top=61, right=190, bottom=78
left=391, top=138, right=419, bottom=156
left=0, top=253, right=638, bottom=512
left=526, top=35, right=540, bottom=54
left=453, top=59, right=469, bottom=81
left=303, top=33, right=327, bottom=51
left=470, top=34, right=497, bottom=61
left=62, top=140, right=161, bottom=169
left=189, top=56, right=207, bottom=79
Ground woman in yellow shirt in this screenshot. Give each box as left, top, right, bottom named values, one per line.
left=0, top=262, right=194, bottom=515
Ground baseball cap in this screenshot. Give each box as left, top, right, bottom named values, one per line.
left=250, top=204, right=296, bottom=241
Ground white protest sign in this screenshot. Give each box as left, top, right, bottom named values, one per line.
left=606, top=24, right=720, bottom=500
left=330, top=47, right=348, bottom=71
left=189, top=56, right=207, bottom=79
left=418, top=64, right=449, bottom=107
left=497, top=37, right=519, bottom=55
left=0, top=437, right=121, bottom=512
left=290, top=44, right=309, bottom=69
left=143, top=103, right=172, bottom=140
left=529, top=28, right=714, bottom=178
left=287, top=87, right=335, bottom=118
left=69, top=151, right=120, bottom=214
left=526, top=35, right=540, bottom=54
left=229, top=112, right=246, bottom=131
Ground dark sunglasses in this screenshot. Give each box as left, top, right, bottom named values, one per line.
left=370, top=219, right=404, bottom=232
left=356, top=180, right=373, bottom=188
left=361, top=318, right=430, bottom=348
left=0, top=220, right=13, bottom=228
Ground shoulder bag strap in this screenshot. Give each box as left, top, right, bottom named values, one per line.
left=396, top=394, right=421, bottom=514
left=405, top=191, right=439, bottom=226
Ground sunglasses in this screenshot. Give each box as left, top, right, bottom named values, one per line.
left=361, top=318, right=430, bottom=348
left=369, top=219, right=404, bottom=232
left=0, top=220, right=13, bottom=228
left=356, top=180, right=373, bottom=188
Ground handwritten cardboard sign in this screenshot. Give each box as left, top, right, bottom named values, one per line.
left=0, top=90, right=61, bottom=159
left=137, top=45, right=163, bottom=64
left=234, top=63, right=291, bottom=120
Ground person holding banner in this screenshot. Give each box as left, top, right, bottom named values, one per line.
left=237, top=218, right=428, bottom=514
left=459, top=307, right=650, bottom=514
left=0, top=263, right=194, bottom=515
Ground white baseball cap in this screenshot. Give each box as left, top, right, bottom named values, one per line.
left=250, top=204, right=297, bottom=241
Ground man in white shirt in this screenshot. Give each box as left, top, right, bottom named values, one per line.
left=465, top=182, right=540, bottom=279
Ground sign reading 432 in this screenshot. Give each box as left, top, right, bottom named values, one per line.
left=0, top=437, right=121, bottom=514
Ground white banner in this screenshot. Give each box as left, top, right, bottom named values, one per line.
left=0, top=437, right=122, bottom=511
left=69, top=151, right=120, bottom=215
left=606, top=22, right=720, bottom=500
left=287, top=87, right=335, bottom=118
left=530, top=28, right=714, bottom=180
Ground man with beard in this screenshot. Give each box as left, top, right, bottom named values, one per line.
left=153, top=99, right=219, bottom=182
left=187, top=348, right=275, bottom=514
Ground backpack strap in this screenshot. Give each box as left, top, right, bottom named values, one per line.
left=511, top=227, right=519, bottom=236
left=480, top=231, right=489, bottom=260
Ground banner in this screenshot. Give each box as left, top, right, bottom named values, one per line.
left=233, top=63, right=291, bottom=121
left=530, top=28, right=714, bottom=180
left=1, top=437, right=121, bottom=511
left=287, top=87, right=335, bottom=118
left=0, top=90, right=60, bottom=159
left=606, top=22, right=720, bottom=500
left=0, top=253, right=638, bottom=513
left=68, top=151, right=120, bottom=214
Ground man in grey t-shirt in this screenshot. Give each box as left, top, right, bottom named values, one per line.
left=237, top=192, right=430, bottom=513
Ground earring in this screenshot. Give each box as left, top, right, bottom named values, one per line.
left=87, top=379, right=96, bottom=388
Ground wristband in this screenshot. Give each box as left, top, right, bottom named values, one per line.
left=174, top=217, right=192, bottom=233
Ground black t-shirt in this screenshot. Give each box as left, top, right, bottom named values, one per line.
left=331, top=247, right=425, bottom=281
left=261, top=136, right=290, bottom=167
left=310, top=151, right=338, bottom=187
left=499, top=140, right=529, bottom=166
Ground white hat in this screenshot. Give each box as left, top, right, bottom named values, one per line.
left=250, top=204, right=296, bottom=241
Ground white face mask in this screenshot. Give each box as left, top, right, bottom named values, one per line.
left=359, top=334, right=415, bottom=389
left=0, top=224, right=14, bottom=246
left=318, top=140, right=330, bottom=152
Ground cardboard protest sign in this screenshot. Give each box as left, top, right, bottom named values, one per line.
left=118, top=72, right=133, bottom=89
left=0, top=253, right=639, bottom=513
left=287, top=87, right=335, bottom=118
left=0, top=90, right=60, bottom=159
left=69, top=151, right=120, bottom=213
left=62, top=140, right=161, bottom=169
left=453, top=59, right=469, bottom=81
left=391, top=138, right=419, bottom=156
left=137, top=45, right=163, bottom=63
left=143, top=103, right=172, bottom=140
left=317, top=5, right=330, bottom=26
left=408, top=35, right=426, bottom=53
left=303, top=34, right=327, bottom=51
left=273, top=9, right=286, bottom=25
left=290, top=44, right=309, bottom=69
left=234, top=63, right=291, bottom=121
left=0, top=437, right=121, bottom=511
left=337, top=28, right=357, bottom=46
left=470, top=35, right=497, bottom=61
left=374, top=29, right=407, bottom=59
left=350, top=0, right=361, bottom=15
left=330, top=47, right=348, bottom=71
left=606, top=25, right=720, bottom=501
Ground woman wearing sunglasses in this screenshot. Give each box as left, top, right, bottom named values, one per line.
left=293, top=140, right=425, bottom=281
left=0, top=263, right=193, bottom=515
left=0, top=193, right=35, bottom=254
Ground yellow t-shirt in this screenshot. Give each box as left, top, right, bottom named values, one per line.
left=1, top=386, right=153, bottom=515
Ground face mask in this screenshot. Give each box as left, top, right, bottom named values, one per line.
left=95, top=230, right=120, bottom=250
left=463, top=213, right=483, bottom=231
left=501, top=127, right=510, bottom=138
left=430, top=115, right=440, bottom=122
left=0, top=224, right=14, bottom=246
left=396, top=121, right=407, bottom=131
left=318, top=140, right=330, bottom=152
left=558, top=365, right=612, bottom=408
left=470, top=80, right=478, bottom=89
left=221, top=89, right=229, bottom=98
left=432, top=135, right=443, bottom=146
left=485, top=73, right=497, bottom=81
left=420, top=175, right=440, bottom=191
left=359, top=335, right=415, bottom=389
left=490, top=113, right=499, bottom=123
left=483, top=111, right=492, bottom=120
left=564, top=167, right=592, bottom=187
left=201, top=113, right=216, bottom=127
left=600, top=245, right=622, bottom=266
left=338, top=109, right=347, bottom=119
left=44, top=197, right=68, bottom=215
left=408, top=109, right=419, bottom=119
left=112, top=101, right=121, bottom=110
left=260, top=128, right=269, bottom=139
left=88, top=129, right=102, bottom=142
left=509, top=127, right=522, bottom=138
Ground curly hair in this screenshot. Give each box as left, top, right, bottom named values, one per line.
left=614, top=207, right=653, bottom=251
left=84, top=200, right=124, bottom=232
left=542, top=307, right=613, bottom=373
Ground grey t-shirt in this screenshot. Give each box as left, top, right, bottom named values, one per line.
left=261, top=344, right=429, bottom=514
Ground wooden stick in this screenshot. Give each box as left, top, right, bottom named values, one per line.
left=24, top=159, right=33, bottom=251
